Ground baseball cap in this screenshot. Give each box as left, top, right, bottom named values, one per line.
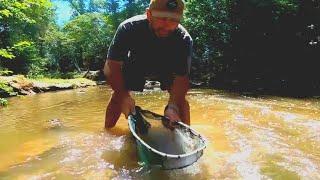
left=149, top=0, right=185, bottom=21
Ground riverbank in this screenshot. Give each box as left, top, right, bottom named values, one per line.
left=0, top=75, right=97, bottom=98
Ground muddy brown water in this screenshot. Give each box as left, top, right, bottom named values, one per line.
left=0, top=86, right=319, bottom=179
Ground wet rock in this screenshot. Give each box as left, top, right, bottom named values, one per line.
left=83, top=70, right=104, bottom=81
left=6, top=76, right=36, bottom=95
left=19, top=89, right=36, bottom=95
left=77, top=89, right=86, bottom=93
left=46, top=118, right=63, bottom=129
left=96, top=81, right=106, bottom=85
left=144, top=81, right=161, bottom=90
left=32, top=86, right=43, bottom=93
left=1, top=75, right=95, bottom=97
left=190, top=81, right=206, bottom=88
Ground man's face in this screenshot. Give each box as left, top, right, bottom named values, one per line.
left=147, top=9, right=180, bottom=38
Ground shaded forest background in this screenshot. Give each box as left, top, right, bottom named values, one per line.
left=1, top=0, right=319, bottom=96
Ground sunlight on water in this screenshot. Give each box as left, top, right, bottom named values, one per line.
left=0, top=86, right=320, bottom=179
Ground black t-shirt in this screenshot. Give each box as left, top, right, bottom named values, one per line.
left=107, top=14, right=192, bottom=78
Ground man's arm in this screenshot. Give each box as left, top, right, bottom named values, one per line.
left=167, top=75, right=190, bottom=125
left=167, top=31, right=192, bottom=125
left=104, top=21, right=135, bottom=128
left=165, top=35, right=192, bottom=125
left=104, top=59, right=127, bottom=94
left=104, top=59, right=135, bottom=128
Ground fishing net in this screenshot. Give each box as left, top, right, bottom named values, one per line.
left=131, top=106, right=205, bottom=155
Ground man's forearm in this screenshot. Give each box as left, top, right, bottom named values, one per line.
left=104, top=59, right=130, bottom=128
left=104, top=59, right=128, bottom=95
left=168, top=75, right=190, bottom=124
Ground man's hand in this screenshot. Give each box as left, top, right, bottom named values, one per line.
left=163, top=104, right=180, bottom=130
left=121, top=93, right=135, bottom=118
left=167, top=75, right=190, bottom=125
left=164, top=104, right=180, bottom=121
left=105, top=91, right=135, bottom=128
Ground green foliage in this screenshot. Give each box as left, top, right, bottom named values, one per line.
left=0, top=80, right=15, bottom=97
left=121, top=0, right=149, bottom=19
left=0, top=41, right=32, bottom=59
left=0, top=0, right=54, bottom=74
left=1, top=0, right=149, bottom=77
left=1, top=0, right=319, bottom=95
left=0, top=48, right=15, bottom=59
left=41, top=13, right=114, bottom=75
left=184, top=0, right=230, bottom=52
left=0, top=98, right=8, bottom=106
left=0, top=0, right=37, bottom=23
left=183, top=0, right=231, bottom=80
left=30, top=77, right=96, bottom=86
left=32, top=71, right=82, bottom=79
left=0, top=68, right=13, bottom=76
left=61, top=13, right=114, bottom=71
left=274, top=0, right=298, bottom=13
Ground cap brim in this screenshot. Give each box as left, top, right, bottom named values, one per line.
left=151, top=10, right=182, bottom=21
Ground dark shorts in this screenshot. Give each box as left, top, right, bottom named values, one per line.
left=122, top=63, right=175, bottom=91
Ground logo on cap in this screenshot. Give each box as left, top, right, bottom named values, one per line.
left=167, top=0, right=178, bottom=10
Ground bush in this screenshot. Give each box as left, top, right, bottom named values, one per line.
left=0, top=98, right=8, bottom=107
left=0, top=80, right=15, bottom=97
left=27, top=71, right=82, bottom=79
left=0, top=68, right=13, bottom=76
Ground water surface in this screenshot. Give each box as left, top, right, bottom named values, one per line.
left=0, top=86, right=319, bottom=179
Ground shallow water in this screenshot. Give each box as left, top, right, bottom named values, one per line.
left=0, top=86, right=320, bottom=179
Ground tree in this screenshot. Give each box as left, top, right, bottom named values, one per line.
left=183, top=0, right=230, bottom=82
left=63, top=0, right=87, bottom=16
left=0, top=0, right=54, bottom=75
left=61, top=13, right=114, bottom=71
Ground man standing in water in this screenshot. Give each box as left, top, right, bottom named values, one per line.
left=104, top=0, right=192, bottom=128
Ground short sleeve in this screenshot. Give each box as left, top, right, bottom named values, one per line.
left=186, top=38, right=193, bottom=75
left=107, top=23, right=131, bottom=62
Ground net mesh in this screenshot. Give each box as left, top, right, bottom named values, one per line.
left=133, top=107, right=204, bottom=155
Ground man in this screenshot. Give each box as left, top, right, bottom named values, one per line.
left=104, top=0, right=192, bottom=128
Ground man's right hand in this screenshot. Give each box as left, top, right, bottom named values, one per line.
left=163, top=104, right=180, bottom=130
left=121, top=93, right=135, bottom=118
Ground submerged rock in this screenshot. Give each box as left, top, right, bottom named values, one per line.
left=46, top=118, right=63, bottom=129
